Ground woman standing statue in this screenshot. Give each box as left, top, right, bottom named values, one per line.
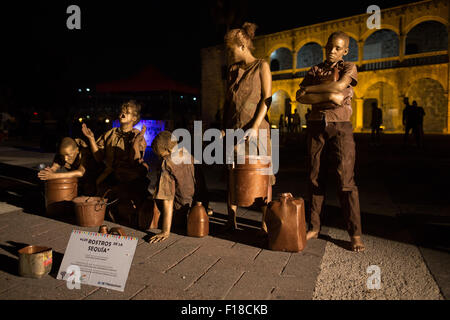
left=222, top=22, right=275, bottom=233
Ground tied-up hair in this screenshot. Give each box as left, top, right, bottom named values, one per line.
left=224, top=22, right=258, bottom=51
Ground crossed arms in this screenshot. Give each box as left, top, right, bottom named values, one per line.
left=295, top=72, right=355, bottom=106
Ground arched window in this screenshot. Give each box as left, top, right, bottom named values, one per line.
left=405, top=21, right=448, bottom=55
left=344, top=37, right=358, bottom=62
left=297, top=42, right=323, bottom=69
left=270, top=48, right=292, bottom=71
left=363, top=29, right=399, bottom=60
left=270, top=59, right=280, bottom=71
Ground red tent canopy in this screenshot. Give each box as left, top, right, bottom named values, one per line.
left=95, top=65, right=199, bottom=95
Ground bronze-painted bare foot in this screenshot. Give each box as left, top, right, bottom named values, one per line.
left=306, top=230, right=319, bottom=240
left=351, top=236, right=365, bottom=252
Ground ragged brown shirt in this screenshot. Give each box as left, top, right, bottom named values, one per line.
left=301, top=60, right=358, bottom=122
left=222, top=58, right=275, bottom=185
left=96, top=127, right=146, bottom=182
left=153, top=151, right=195, bottom=211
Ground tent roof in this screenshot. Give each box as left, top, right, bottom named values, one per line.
left=96, top=65, right=199, bottom=95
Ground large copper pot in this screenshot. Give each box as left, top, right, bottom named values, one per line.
left=265, top=193, right=307, bottom=252
left=228, top=155, right=271, bottom=207
left=45, top=177, right=78, bottom=216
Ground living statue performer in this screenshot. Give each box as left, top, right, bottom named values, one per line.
left=82, top=100, right=149, bottom=227
left=222, top=22, right=275, bottom=233
left=37, top=137, right=103, bottom=196
left=148, top=131, right=210, bottom=243
left=296, top=31, right=365, bottom=252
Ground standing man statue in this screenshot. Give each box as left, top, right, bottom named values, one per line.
left=296, top=31, right=364, bottom=252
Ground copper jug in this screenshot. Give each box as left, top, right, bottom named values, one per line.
left=265, top=193, right=307, bottom=252
left=187, top=202, right=209, bottom=237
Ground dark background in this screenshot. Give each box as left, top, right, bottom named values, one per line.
left=0, top=0, right=420, bottom=111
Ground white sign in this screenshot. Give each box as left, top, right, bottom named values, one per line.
left=57, top=230, right=138, bottom=292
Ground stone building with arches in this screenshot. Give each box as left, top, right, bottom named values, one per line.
left=201, top=0, right=449, bottom=133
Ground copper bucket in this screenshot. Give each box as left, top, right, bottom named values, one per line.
left=18, top=245, right=52, bottom=278
left=229, top=155, right=271, bottom=207
left=45, top=177, right=78, bottom=216
left=72, top=190, right=114, bottom=227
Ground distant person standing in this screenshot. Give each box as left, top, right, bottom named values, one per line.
left=305, top=108, right=311, bottom=122
left=0, top=111, right=14, bottom=142
left=403, top=97, right=414, bottom=145
left=370, top=102, right=382, bottom=146
left=279, top=114, right=285, bottom=133
left=292, top=108, right=301, bottom=133
left=411, top=100, right=425, bottom=148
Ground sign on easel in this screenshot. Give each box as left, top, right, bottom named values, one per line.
left=57, top=230, right=138, bottom=292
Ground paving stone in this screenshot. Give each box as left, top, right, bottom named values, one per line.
left=131, top=233, right=183, bottom=266
left=83, top=281, right=146, bottom=300
left=281, top=252, right=323, bottom=278
left=225, top=271, right=276, bottom=300
left=0, top=277, right=22, bottom=294
left=165, top=244, right=222, bottom=285
left=250, top=249, right=291, bottom=275
left=270, top=288, right=311, bottom=300
left=183, top=259, right=246, bottom=300
left=131, top=272, right=191, bottom=300
left=55, top=281, right=101, bottom=297
left=143, top=237, right=203, bottom=273
left=0, top=282, right=86, bottom=300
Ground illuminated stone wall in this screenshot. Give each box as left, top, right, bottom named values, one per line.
left=201, top=0, right=449, bottom=133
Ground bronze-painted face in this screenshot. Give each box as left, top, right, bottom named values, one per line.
left=227, top=44, right=245, bottom=64
left=119, top=106, right=137, bottom=126
left=60, top=146, right=79, bottom=165
left=325, top=37, right=349, bottom=63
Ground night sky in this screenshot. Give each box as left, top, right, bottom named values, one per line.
left=0, top=0, right=421, bottom=106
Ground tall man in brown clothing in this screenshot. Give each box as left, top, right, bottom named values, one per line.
left=296, top=31, right=364, bottom=252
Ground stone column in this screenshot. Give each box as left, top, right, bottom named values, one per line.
left=292, top=50, right=297, bottom=70
left=355, top=98, right=364, bottom=131
left=399, top=35, right=406, bottom=62
left=358, top=40, right=364, bottom=67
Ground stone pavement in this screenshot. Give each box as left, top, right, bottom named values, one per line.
left=0, top=134, right=448, bottom=300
